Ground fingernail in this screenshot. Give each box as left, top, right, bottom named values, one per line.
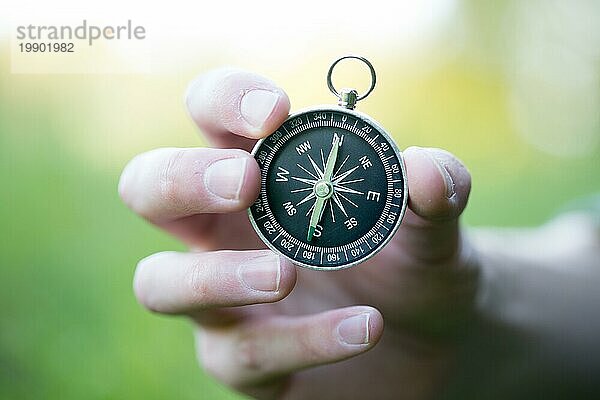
left=239, top=253, right=281, bottom=292
left=205, top=158, right=247, bottom=200
left=337, top=313, right=370, bottom=345
left=240, top=89, right=280, bottom=129
left=117, top=163, right=133, bottom=199
left=424, top=148, right=456, bottom=199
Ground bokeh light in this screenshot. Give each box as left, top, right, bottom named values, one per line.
left=0, top=1, right=598, bottom=399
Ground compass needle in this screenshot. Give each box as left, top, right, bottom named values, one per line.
left=248, top=55, right=408, bottom=269
left=307, top=134, right=340, bottom=240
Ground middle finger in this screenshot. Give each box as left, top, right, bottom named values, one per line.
left=133, top=249, right=297, bottom=315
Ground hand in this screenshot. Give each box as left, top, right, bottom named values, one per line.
left=119, top=68, right=477, bottom=400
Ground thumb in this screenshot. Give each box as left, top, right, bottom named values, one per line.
left=396, top=146, right=472, bottom=265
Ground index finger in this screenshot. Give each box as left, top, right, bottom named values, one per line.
left=185, top=68, right=291, bottom=149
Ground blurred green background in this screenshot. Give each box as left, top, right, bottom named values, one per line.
left=1, top=1, right=599, bottom=399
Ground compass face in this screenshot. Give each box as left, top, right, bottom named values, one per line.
left=248, top=107, right=408, bottom=270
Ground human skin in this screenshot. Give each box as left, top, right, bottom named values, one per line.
left=117, top=67, right=485, bottom=400
left=120, top=67, right=600, bottom=399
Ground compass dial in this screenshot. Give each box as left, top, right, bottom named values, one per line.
left=249, top=107, right=408, bottom=270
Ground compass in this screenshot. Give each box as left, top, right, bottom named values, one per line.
left=248, top=56, right=408, bottom=270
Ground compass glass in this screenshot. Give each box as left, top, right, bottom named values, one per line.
left=249, top=108, right=407, bottom=270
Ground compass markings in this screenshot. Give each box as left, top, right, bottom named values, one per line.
left=290, top=187, right=313, bottom=193
left=329, top=201, right=336, bottom=223
left=291, top=176, right=317, bottom=185
left=333, top=185, right=364, bottom=196
left=305, top=202, right=315, bottom=217
left=333, top=155, right=350, bottom=177
left=275, top=166, right=290, bottom=182
left=331, top=193, right=349, bottom=218
left=296, top=191, right=316, bottom=206
left=297, top=163, right=319, bottom=180
left=307, top=154, right=324, bottom=177
left=333, top=165, right=360, bottom=183
left=337, top=192, right=359, bottom=208
left=340, top=178, right=365, bottom=185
